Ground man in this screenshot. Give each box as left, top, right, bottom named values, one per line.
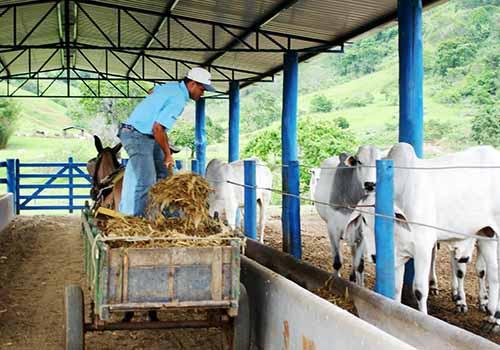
left=118, top=67, right=215, bottom=217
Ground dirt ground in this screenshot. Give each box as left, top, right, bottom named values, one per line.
left=0, top=216, right=223, bottom=350
left=0, top=211, right=499, bottom=348
left=264, top=208, right=500, bottom=345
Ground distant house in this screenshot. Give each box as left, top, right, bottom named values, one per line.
left=62, top=126, right=85, bottom=138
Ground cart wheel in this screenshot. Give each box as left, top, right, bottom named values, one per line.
left=64, top=285, right=85, bottom=350
left=234, top=283, right=250, bottom=350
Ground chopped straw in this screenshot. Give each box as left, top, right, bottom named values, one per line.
left=97, top=173, right=242, bottom=248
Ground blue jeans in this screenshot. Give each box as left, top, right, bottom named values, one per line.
left=118, top=128, right=167, bottom=216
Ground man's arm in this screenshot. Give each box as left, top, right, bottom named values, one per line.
left=152, top=122, right=173, bottom=167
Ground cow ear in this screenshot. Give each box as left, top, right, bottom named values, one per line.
left=395, top=207, right=411, bottom=232
left=344, top=155, right=358, bottom=166
left=94, top=135, right=103, bottom=153
left=112, top=143, right=122, bottom=154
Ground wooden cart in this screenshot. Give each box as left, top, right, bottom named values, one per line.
left=64, top=207, right=249, bottom=349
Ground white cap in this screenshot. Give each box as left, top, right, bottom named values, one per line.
left=186, top=67, right=216, bottom=92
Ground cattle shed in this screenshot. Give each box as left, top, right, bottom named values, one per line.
left=0, top=0, right=442, bottom=257
left=5, top=1, right=494, bottom=349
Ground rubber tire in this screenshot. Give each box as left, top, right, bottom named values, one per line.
left=64, top=285, right=85, bottom=350
left=234, top=283, right=251, bottom=350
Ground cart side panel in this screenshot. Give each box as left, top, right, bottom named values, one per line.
left=104, top=245, right=239, bottom=306
left=129, top=267, right=171, bottom=302
left=174, top=265, right=212, bottom=301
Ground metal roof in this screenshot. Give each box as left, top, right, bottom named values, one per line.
left=0, top=0, right=445, bottom=97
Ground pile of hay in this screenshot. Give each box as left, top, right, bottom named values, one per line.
left=98, top=173, right=241, bottom=248
left=146, top=172, right=212, bottom=228
left=100, top=216, right=235, bottom=249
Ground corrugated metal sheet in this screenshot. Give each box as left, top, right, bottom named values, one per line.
left=0, top=0, right=446, bottom=90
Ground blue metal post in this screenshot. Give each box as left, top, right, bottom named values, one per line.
left=288, top=160, right=302, bottom=259
left=374, top=160, right=395, bottom=299
left=6, top=159, right=15, bottom=195
left=228, top=81, right=240, bottom=162
left=244, top=160, right=257, bottom=240
left=281, top=51, right=299, bottom=254
left=191, top=159, right=199, bottom=174
left=6, top=159, right=16, bottom=215
left=398, top=0, right=424, bottom=158
left=15, top=159, right=20, bottom=214
left=398, top=0, right=423, bottom=295
left=195, top=98, right=206, bottom=176
left=175, top=160, right=183, bottom=171
left=68, top=157, right=74, bottom=213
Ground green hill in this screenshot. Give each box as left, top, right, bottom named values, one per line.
left=206, top=0, right=498, bottom=158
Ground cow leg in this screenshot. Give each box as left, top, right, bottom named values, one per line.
left=395, top=257, right=407, bottom=303
left=257, top=199, right=266, bottom=244
left=477, top=239, right=499, bottom=324
left=451, top=251, right=459, bottom=301
left=476, top=250, right=488, bottom=313
left=327, top=219, right=342, bottom=278
left=429, top=243, right=439, bottom=295
left=352, top=241, right=365, bottom=288
left=413, top=242, right=434, bottom=314
left=454, top=258, right=468, bottom=313
left=225, top=204, right=238, bottom=231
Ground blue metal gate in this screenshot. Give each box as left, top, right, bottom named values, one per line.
left=1, top=158, right=92, bottom=213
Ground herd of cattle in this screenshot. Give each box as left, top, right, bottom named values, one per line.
left=205, top=142, right=500, bottom=327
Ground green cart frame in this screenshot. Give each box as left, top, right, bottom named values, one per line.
left=64, top=208, right=250, bottom=349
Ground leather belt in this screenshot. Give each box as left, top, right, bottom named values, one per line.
left=119, top=123, right=154, bottom=139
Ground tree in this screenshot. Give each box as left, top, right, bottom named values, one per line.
left=75, top=81, right=147, bottom=126
left=0, top=99, right=21, bottom=149
left=435, top=38, right=478, bottom=76
left=206, top=116, right=225, bottom=144
left=243, top=117, right=357, bottom=193
left=310, top=94, right=333, bottom=113
left=169, top=121, right=195, bottom=157
left=169, top=116, right=225, bottom=158
left=241, top=91, right=281, bottom=131
left=471, top=106, right=500, bottom=147
left=334, top=116, right=350, bottom=129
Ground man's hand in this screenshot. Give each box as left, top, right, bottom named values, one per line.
left=164, top=154, right=174, bottom=168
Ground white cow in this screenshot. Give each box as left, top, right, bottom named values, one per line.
left=205, top=158, right=273, bottom=243
left=346, top=143, right=500, bottom=325
left=312, top=146, right=382, bottom=285
left=309, top=167, right=321, bottom=201
left=345, top=194, right=491, bottom=313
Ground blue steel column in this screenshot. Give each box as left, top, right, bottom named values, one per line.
left=175, top=160, right=183, bottom=171
left=374, top=160, right=395, bottom=299
left=191, top=159, right=199, bottom=174
left=398, top=0, right=424, bottom=157
left=244, top=160, right=257, bottom=239
left=195, top=98, right=206, bottom=176
left=281, top=51, right=299, bottom=256
left=288, top=160, right=302, bottom=259
left=228, top=81, right=240, bottom=163
left=398, top=0, right=423, bottom=298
